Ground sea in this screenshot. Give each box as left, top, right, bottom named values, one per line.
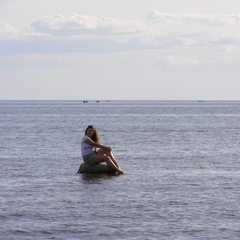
left=1, top=100, right=240, bottom=240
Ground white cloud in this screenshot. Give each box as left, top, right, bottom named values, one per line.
left=154, top=49, right=240, bottom=71
left=1, top=11, right=240, bottom=58
left=31, top=13, right=144, bottom=35
left=0, top=23, right=20, bottom=40
left=155, top=55, right=214, bottom=70
left=145, top=11, right=240, bottom=26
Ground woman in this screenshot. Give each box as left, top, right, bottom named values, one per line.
left=81, top=125, right=125, bottom=174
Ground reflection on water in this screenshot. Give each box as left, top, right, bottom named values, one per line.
left=79, top=172, right=120, bottom=184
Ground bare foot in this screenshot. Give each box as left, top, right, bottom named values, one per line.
left=118, top=169, right=125, bottom=174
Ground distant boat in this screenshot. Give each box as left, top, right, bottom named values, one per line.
left=83, top=100, right=88, bottom=103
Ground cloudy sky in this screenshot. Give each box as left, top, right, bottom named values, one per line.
left=1, top=0, right=240, bottom=100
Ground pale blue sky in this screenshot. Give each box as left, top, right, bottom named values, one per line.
left=1, top=0, right=240, bottom=100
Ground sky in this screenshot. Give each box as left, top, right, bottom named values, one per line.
left=1, top=0, right=240, bottom=100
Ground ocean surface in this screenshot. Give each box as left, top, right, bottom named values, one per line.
left=1, top=100, right=240, bottom=240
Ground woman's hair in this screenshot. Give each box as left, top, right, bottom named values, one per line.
left=85, top=125, right=100, bottom=143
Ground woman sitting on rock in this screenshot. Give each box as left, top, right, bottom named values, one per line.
left=81, top=125, right=125, bottom=174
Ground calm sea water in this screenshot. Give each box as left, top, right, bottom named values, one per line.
left=1, top=100, right=240, bottom=240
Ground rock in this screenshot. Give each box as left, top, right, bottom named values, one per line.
left=77, top=163, right=116, bottom=174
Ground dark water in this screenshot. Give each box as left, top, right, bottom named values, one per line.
left=1, top=100, right=240, bottom=239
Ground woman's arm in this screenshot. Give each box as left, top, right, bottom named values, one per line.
left=84, top=138, right=112, bottom=152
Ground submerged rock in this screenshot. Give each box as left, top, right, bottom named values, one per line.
left=77, top=163, right=116, bottom=174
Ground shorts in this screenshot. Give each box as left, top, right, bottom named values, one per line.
left=83, top=152, right=97, bottom=165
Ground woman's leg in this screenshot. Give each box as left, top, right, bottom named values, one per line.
left=106, top=151, right=120, bottom=168
left=97, top=149, right=120, bottom=168
left=94, top=155, right=124, bottom=174
left=96, top=148, right=106, bottom=157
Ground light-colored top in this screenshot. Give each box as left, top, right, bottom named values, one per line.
left=81, top=135, right=96, bottom=157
